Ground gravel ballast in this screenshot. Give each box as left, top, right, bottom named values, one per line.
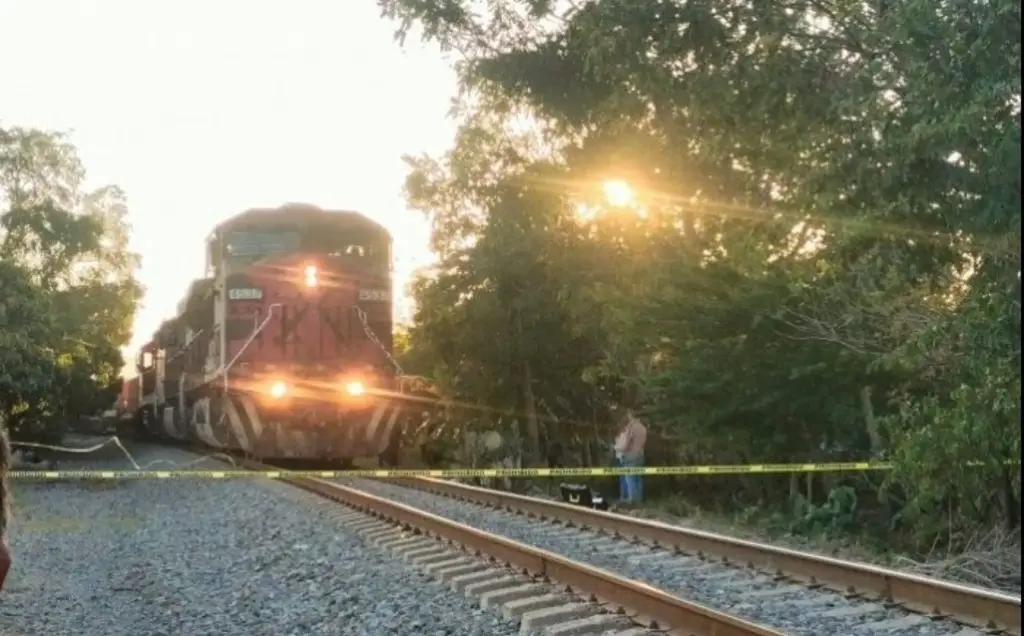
left=1, top=440, right=518, bottom=636
left=335, top=478, right=988, bottom=636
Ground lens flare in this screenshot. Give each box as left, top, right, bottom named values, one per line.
left=344, top=381, right=366, bottom=396
left=303, top=264, right=318, bottom=288
left=602, top=179, right=634, bottom=206
left=269, top=381, right=288, bottom=399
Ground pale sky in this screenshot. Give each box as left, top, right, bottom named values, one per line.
left=0, top=0, right=456, bottom=359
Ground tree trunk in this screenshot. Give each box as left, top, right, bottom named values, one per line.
left=860, top=385, right=882, bottom=453
left=861, top=385, right=896, bottom=519
left=515, top=308, right=541, bottom=468
left=521, top=359, right=541, bottom=467
left=1000, top=440, right=1021, bottom=531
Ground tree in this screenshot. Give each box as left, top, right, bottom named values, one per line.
left=0, top=125, right=143, bottom=442
left=380, top=0, right=1020, bottom=551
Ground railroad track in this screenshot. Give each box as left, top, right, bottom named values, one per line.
left=57, top=436, right=1014, bottom=635
left=316, top=475, right=1020, bottom=636
left=238, top=457, right=788, bottom=636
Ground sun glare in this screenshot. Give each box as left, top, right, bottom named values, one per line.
left=602, top=179, right=634, bottom=207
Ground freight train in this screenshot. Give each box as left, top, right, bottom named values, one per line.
left=118, top=203, right=419, bottom=466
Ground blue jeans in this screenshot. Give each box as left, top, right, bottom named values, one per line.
left=616, top=454, right=644, bottom=503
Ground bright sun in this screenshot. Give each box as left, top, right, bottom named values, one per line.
left=602, top=179, right=634, bottom=206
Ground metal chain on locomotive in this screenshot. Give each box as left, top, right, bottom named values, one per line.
left=352, top=305, right=404, bottom=376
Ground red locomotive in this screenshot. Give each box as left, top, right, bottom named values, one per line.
left=124, top=203, right=409, bottom=465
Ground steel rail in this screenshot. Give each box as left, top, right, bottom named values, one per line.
left=240, top=460, right=787, bottom=636
left=393, top=477, right=1021, bottom=635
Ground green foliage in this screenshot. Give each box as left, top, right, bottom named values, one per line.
left=792, top=486, right=860, bottom=538
left=0, top=125, right=142, bottom=443
left=380, top=0, right=1020, bottom=550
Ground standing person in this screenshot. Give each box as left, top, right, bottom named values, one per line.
left=1, top=425, right=12, bottom=590
left=613, top=409, right=647, bottom=504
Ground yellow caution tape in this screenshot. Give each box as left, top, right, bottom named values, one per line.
left=6, top=459, right=1017, bottom=480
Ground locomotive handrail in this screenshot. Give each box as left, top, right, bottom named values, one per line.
left=218, top=303, right=282, bottom=390
left=168, top=328, right=205, bottom=362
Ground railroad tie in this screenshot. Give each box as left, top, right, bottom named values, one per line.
left=326, top=502, right=659, bottom=635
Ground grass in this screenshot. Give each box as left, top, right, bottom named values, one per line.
left=619, top=491, right=1021, bottom=592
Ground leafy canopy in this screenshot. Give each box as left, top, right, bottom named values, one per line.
left=0, top=125, right=143, bottom=442
left=382, top=0, right=1020, bottom=547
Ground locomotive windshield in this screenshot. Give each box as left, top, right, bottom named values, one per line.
left=303, top=224, right=389, bottom=274
left=221, top=221, right=389, bottom=274
left=225, top=228, right=302, bottom=260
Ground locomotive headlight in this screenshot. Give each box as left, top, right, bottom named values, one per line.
left=269, top=381, right=288, bottom=399
left=344, top=381, right=366, bottom=397
left=303, top=264, right=319, bottom=288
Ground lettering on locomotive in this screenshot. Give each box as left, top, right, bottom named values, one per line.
left=358, top=289, right=390, bottom=302
left=227, top=287, right=263, bottom=301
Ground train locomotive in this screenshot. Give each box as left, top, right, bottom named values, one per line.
left=120, top=203, right=410, bottom=465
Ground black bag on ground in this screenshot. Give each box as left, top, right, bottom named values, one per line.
left=558, top=483, right=608, bottom=511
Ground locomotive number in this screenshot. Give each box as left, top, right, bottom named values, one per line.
left=228, top=287, right=263, bottom=301
left=358, top=289, right=389, bottom=302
